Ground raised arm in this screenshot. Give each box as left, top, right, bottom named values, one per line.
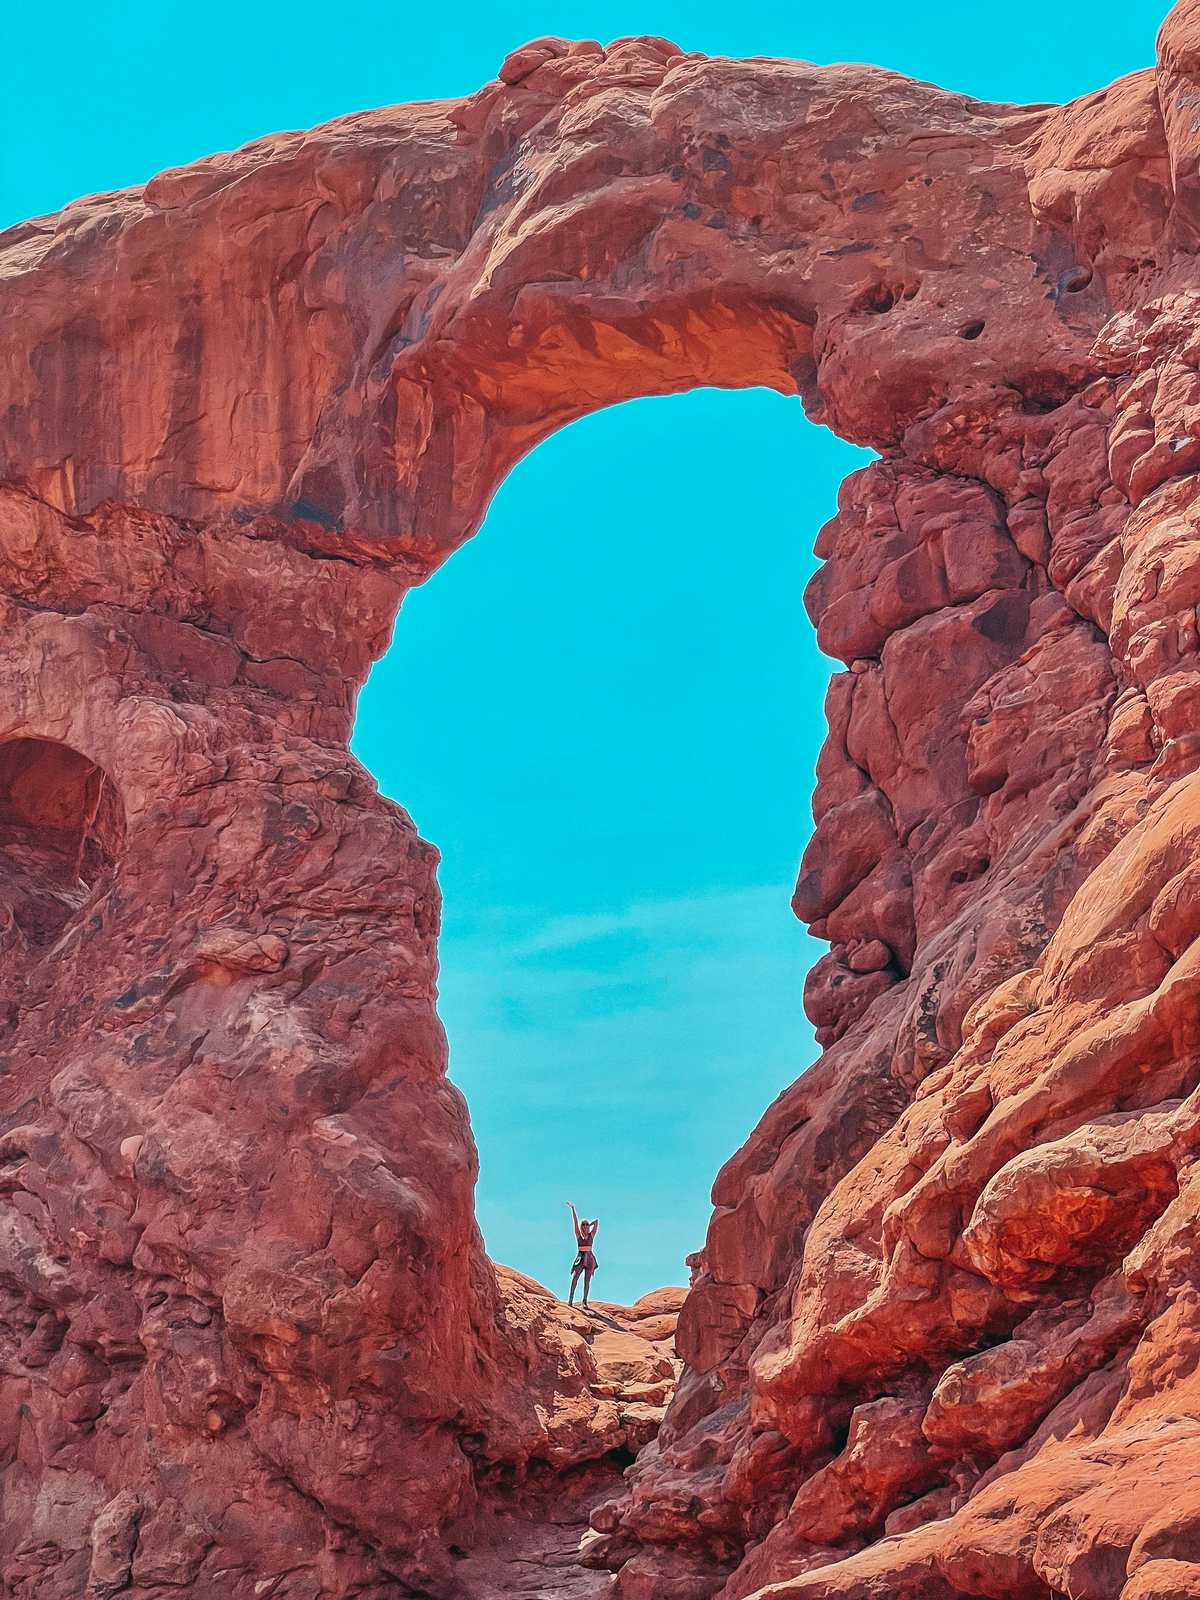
left=566, top=1201, right=582, bottom=1243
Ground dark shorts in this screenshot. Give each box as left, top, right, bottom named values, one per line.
left=572, top=1250, right=597, bottom=1274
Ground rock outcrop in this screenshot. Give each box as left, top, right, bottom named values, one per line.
left=3, top=3, right=1200, bottom=1596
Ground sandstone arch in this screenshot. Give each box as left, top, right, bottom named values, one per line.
left=2, top=31, right=1134, bottom=555
left=2, top=5, right=1200, bottom=1598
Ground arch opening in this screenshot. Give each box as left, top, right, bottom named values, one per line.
left=355, top=386, right=871, bottom=1302
left=0, top=738, right=125, bottom=949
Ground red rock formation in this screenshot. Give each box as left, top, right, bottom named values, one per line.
left=3, top=4, right=1200, bottom=1596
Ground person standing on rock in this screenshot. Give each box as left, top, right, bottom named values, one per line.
left=566, top=1202, right=599, bottom=1308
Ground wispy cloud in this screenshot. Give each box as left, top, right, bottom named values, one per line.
left=497, top=885, right=797, bottom=960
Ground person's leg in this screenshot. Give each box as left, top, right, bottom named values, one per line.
left=569, top=1265, right=582, bottom=1305
left=582, top=1264, right=594, bottom=1307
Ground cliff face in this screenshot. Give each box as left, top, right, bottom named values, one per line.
left=1, top=6, right=1200, bottom=1597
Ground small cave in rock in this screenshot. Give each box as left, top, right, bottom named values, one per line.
left=1058, top=264, right=1093, bottom=295
left=0, top=737, right=125, bottom=949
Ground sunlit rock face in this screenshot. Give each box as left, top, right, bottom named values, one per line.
left=3, top=3, right=1200, bottom=1595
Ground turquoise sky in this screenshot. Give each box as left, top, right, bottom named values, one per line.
left=6, top=3, right=1168, bottom=1300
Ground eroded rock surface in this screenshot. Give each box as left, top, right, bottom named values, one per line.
left=3, top=3, right=1200, bottom=1596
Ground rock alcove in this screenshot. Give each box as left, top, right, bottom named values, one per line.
left=0, top=737, right=124, bottom=951
left=3, top=8, right=1200, bottom=1599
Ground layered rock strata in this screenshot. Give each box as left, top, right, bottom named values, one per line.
left=3, top=4, right=1200, bottom=1596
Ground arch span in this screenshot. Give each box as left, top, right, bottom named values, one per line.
left=1, top=33, right=1129, bottom=556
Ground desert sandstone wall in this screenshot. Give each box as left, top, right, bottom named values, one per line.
left=2, top=5, right=1200, bottom=1597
